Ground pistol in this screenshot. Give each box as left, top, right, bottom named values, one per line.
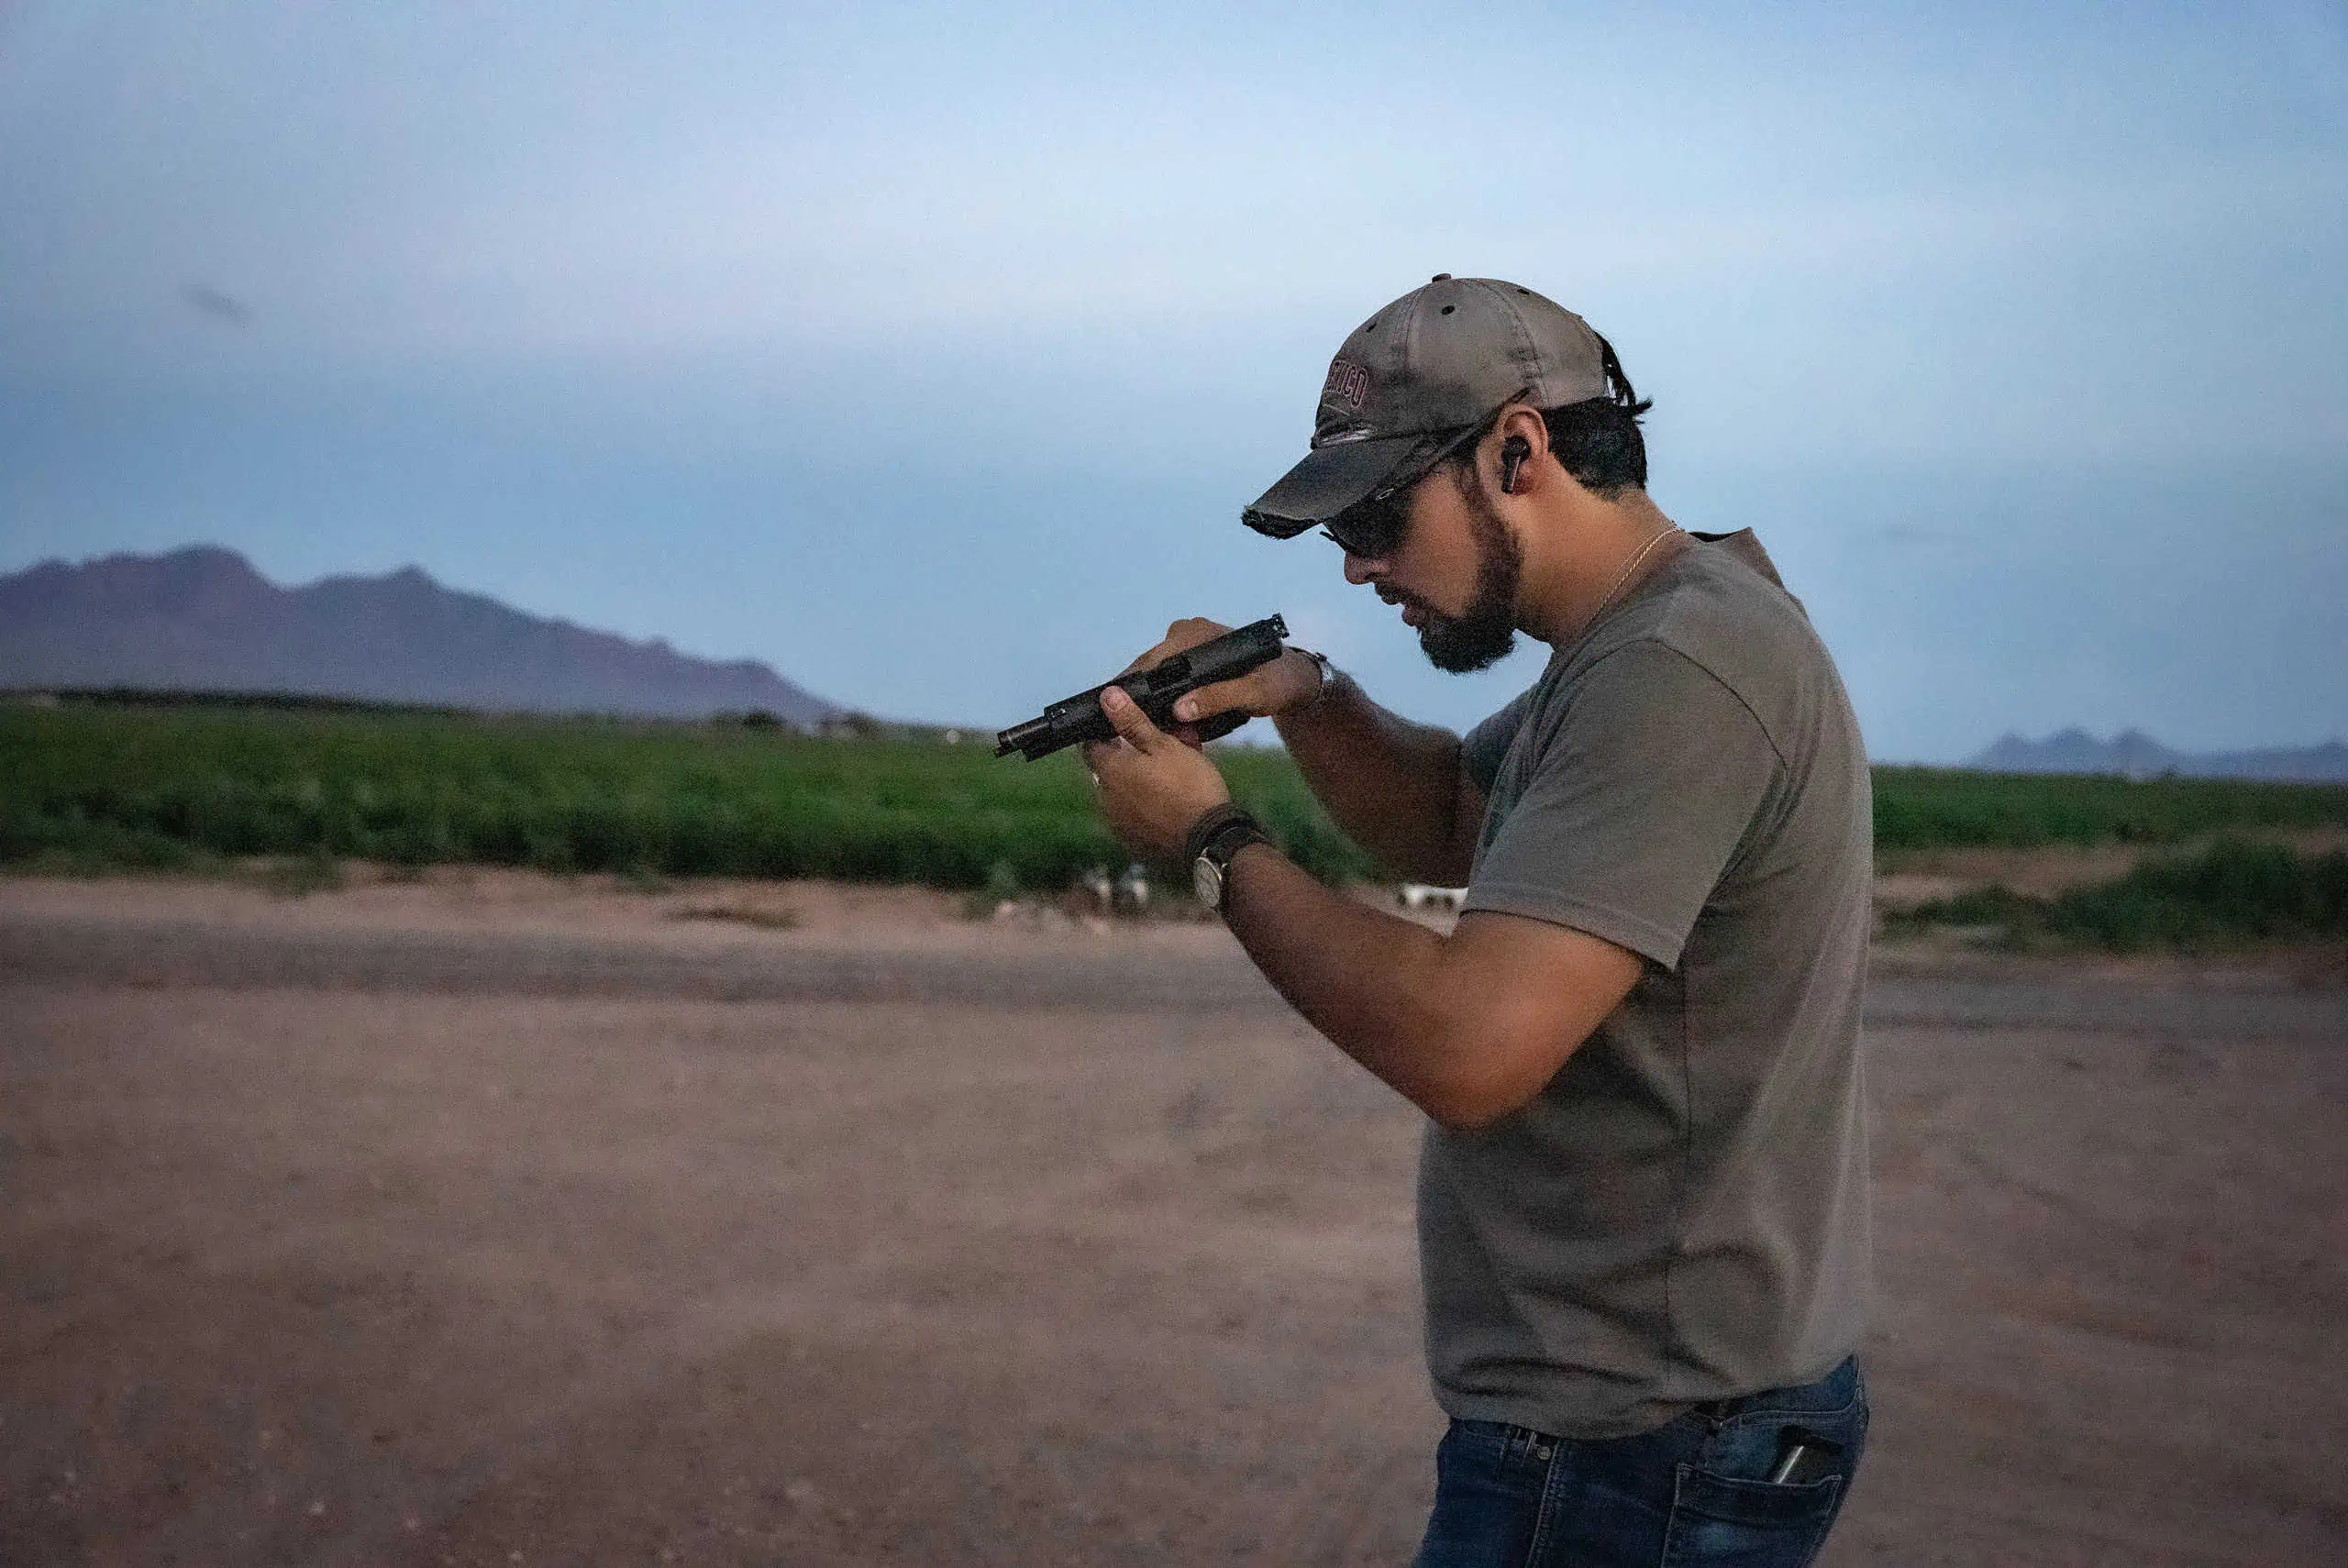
left=996, top=614, right=1289, bottom=761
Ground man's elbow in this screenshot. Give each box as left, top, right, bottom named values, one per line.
left=1420, top=1085, right=1523, bottom=1134
left=1412, top=1025, right=1579, bottom=1133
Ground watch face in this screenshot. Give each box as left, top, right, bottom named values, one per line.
left=1191, top=854, right=1224, bottom=911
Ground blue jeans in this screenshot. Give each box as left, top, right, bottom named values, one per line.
left=1412, top=1357, right=1867, bottom=1568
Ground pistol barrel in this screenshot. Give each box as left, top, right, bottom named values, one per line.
left=994, top=716, right=1056, bottom=758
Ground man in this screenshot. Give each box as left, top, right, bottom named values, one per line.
left=1083, top=276, right=1872, bottom=1568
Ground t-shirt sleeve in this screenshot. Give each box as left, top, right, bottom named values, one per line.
left=1460, top=688, right=1535, bottom=798
left=1462, top=639, right=1783, bottom=970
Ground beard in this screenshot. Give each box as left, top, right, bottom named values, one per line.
left=1415, top=464, right=1522, bottom=674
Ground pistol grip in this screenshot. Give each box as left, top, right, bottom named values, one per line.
left=1191, top=711, right=1248, bottom=743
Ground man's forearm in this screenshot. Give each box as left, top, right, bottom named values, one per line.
left=1273, top=671, right=1480, bottom=885
left=1080, top=675, right=1637, bottom=1132
left=1217, top=841, right=1476, bottom=1124
left=1214, top=841, right=1645, bottom=1132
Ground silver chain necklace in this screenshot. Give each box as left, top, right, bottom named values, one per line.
left=1589, top=525, right=1683, bottom=624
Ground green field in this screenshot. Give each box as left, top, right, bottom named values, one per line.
left=0, top=699, right=1373, bottom=889
left=5, top=700, right=2345, bottom=897
left=1869, top=763, right=2348, bottom=851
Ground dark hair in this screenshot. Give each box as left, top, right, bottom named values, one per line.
left=1541, top=397, right=1648, bottom=497
left=1447, top=331, right=1655, bottom=499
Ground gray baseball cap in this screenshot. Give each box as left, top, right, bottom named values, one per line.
left=1243, top=275, right=1616, bottom=536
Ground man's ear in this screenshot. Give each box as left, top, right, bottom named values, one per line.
left=1492, top=404, right=1551, bottom=495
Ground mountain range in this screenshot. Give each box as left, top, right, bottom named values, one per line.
left=0, top=547, right=838, bottom=726
left=7, top=547, right=2343, bottom=778
left=1966, top=728, right=2348, bottom=783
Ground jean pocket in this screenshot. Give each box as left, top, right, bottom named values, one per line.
left=1660, top=1464, right=1844, bottom=1568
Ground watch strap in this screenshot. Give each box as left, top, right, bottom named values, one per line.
left=1182, top=802, right=1261, bottom=870
left=1200, top=813, right=1271, bottom=870
left=1192, top=809, right=1272, bottom=916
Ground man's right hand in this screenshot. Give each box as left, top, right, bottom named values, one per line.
left=1119, top=618, right=1328, bottom=745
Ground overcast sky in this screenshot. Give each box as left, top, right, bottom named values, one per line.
left=4, top=1, right=2343, bottom=759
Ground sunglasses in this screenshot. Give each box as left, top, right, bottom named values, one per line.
left=1317, top=388, right=1533, bottom=558
left=1318, top=421, right=1482, bottom=558
left=1319, top=492, right=1411, bottom=558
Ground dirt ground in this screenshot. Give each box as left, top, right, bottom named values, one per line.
left=3, top=871, right=2344, bottom=1566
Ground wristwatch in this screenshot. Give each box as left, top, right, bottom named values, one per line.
left=1290, top=646, right=1336, bottom=708
left=1184, top=803, right=1272, bottom=916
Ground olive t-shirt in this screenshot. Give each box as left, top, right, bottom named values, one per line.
left=1426, top=530, right=1873, bottom=1440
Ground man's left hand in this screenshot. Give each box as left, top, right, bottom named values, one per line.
left=1083, top=686, right=1233, bottom=861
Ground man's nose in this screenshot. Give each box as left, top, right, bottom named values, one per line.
left=1343, top=551, right=1380, bottom=586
